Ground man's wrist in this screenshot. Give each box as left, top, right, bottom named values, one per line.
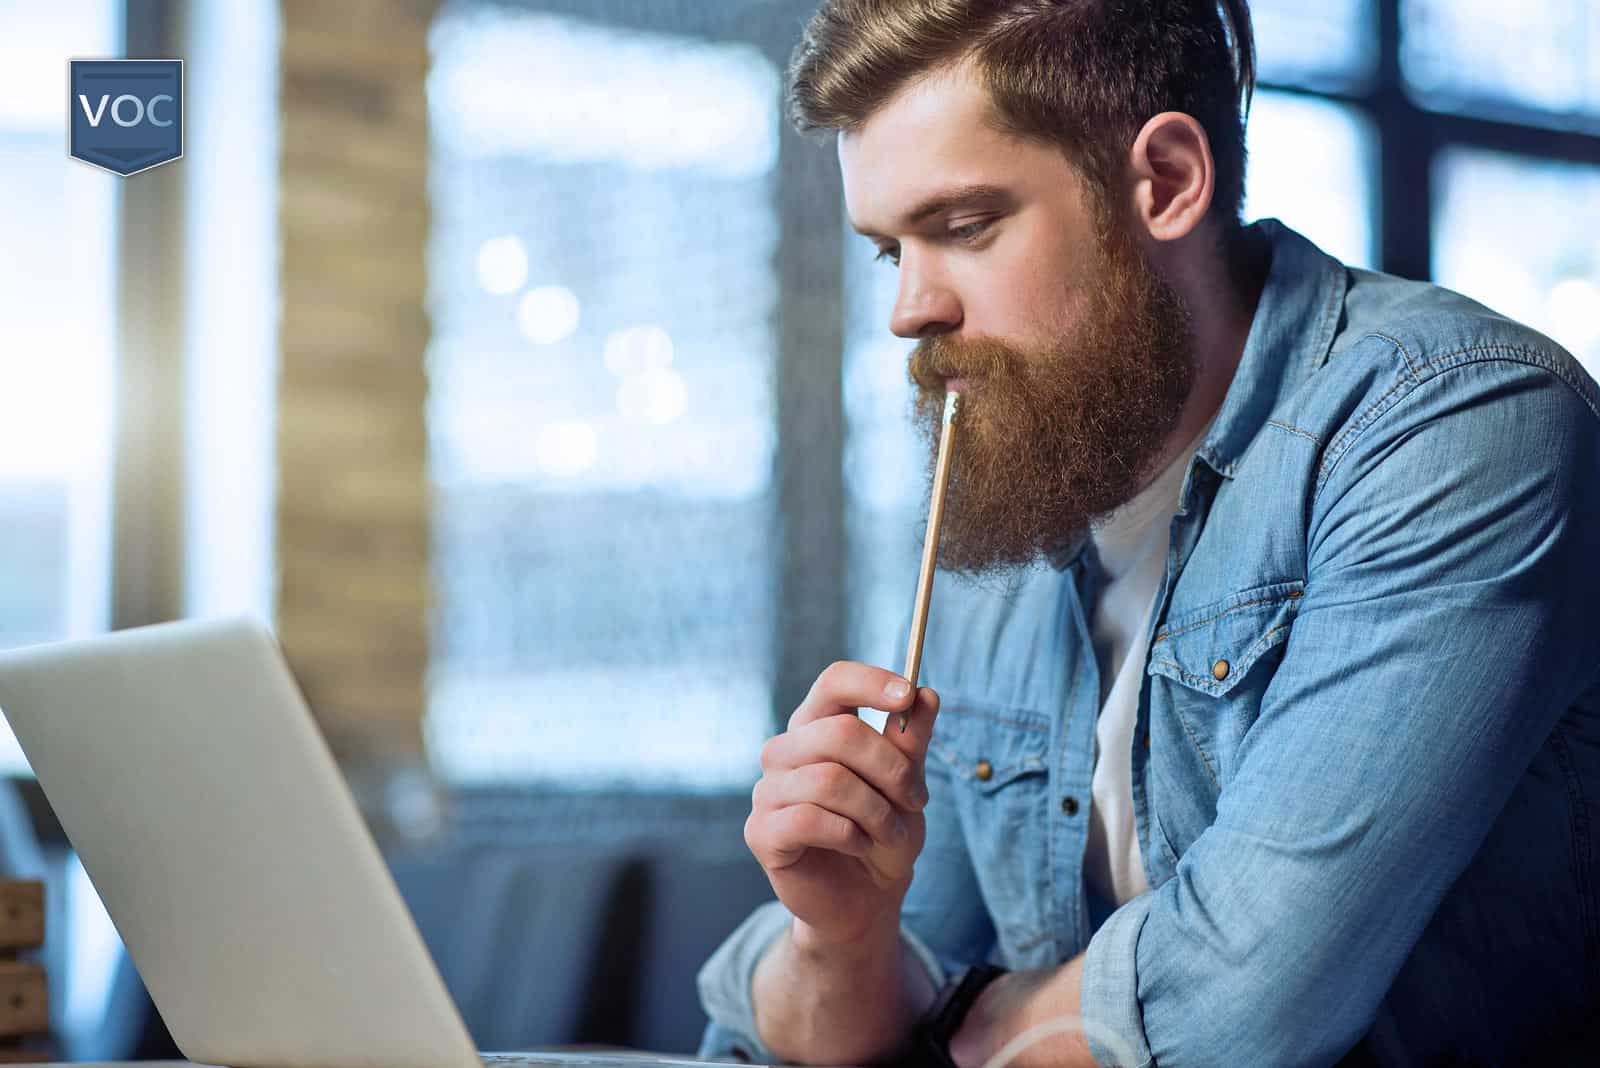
left=914, top=964, right=1010, bottom=1068
left=789, top=911, right=902, bottom=962
left=947, top=970, right=1023, bottom=1068
left=948, top=957, right=1094, bottom=1068
left=755, top=913, right=928, bottom=1066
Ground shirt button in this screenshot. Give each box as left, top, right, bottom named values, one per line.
left=1212, top=659, right=1231, bottom=681
left=1061, top=795, right=1079, bottom=817
left=974, top=760, right=993, bottom=782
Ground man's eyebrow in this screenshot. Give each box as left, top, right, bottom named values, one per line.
left=849, top=183, right=1015, bottom=238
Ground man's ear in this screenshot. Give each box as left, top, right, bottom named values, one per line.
left=1126, top=111, right=1216, bottom=243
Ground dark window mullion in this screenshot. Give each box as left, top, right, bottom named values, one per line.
left=1373, top=0, right=1433, bottom=281
left=769, top=101, right=848, bottom=733
left=1409, top=110, right=1600, bottom=167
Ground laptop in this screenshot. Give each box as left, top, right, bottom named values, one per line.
left=0, top=617, right=764, bottom=1068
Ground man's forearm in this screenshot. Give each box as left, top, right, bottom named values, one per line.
left=751, top=916, right=938, bottom=1065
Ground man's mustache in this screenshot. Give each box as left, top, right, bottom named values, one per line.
left=908, top=336, right=991, bottom=389
left=907, top=339, right=953, bottom=384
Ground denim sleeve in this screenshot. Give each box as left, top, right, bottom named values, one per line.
left=1081, top=357, right=1600, bottom=1067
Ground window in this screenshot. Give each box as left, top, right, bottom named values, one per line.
left=1244, top=91, right=1379, bottom=268
left=1244, top=0, right=1379, bottom=265
left=1249, top=0, right=1600, bottom=335
left=1402, top=0, right=1600, bottom=123
left=1253, top=0, right=1376, bottom=91
left=0, top=2, right=120, bottom=771
left=1433, top=149, right=1600, bottom=380
left=425, top=6, right=780, bottom=787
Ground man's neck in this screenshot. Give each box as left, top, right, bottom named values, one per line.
left=1140, top=227, right=1269, bottom=490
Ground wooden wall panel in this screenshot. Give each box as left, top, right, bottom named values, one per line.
left=276, top=0, right=439, bottom=769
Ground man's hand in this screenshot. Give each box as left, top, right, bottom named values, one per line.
left=744, top=661, right=941, bottom=948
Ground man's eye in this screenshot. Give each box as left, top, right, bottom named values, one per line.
left=950, top=218, right=991, bottom=242
left=873, top=245, right=900, bottom=267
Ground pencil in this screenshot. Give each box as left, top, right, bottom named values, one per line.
left=897, top=391, right=960, bottom=732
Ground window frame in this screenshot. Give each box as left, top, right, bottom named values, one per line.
left=1260, top=0, right=1600, bottom=282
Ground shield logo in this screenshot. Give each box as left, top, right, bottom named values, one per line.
left=69, top=59, right=183, bottom=177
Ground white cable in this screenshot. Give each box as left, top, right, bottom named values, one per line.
left=978, top=1013, right=1142, bottom=1068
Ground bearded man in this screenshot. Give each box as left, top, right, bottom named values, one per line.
left=695, top=2, right=1600, bottom=1065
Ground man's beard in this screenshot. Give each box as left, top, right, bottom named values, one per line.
left=906, top=215, right=1196, bottom=579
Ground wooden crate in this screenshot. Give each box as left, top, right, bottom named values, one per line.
left=0, top=880, right=49, bottom=1062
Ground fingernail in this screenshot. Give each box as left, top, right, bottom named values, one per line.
left=884, top=678, right=911, bottom=700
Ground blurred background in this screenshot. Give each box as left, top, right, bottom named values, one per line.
left=1, top=0, right=1597, bottom=1058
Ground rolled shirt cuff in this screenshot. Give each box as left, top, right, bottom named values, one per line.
left=1080, top=893, right=1156, bottom=1068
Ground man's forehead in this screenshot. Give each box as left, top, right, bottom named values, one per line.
left=837, top=64, right=1058, bottom=237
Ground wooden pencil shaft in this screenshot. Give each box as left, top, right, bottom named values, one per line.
left=898, top=393, right=959, bottom=729
left=903, top=425, right=955, bottom=685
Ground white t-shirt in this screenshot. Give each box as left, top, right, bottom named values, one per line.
left=1082, top=425, right=1210, bottom=907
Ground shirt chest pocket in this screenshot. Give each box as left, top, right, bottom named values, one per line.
left=926, top=701, right=1057, bottom=964
left=1143, top=582, right=1304, bottom=859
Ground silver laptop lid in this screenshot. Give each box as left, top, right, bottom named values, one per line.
left=0, top=617, right=480, bottom=1068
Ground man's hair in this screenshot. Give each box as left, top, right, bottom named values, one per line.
left=787, top=0, right=1256, bottom=234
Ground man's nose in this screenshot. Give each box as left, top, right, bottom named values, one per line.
left=889, top=255, right=961, bottom=339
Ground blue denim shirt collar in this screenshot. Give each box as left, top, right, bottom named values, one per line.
left=1046, top=218, right=1349, bottom=572
left=1199, top=218, right=1348, bottom=481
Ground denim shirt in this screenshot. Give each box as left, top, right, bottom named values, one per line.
left=697, top=220, right=1600, bottom=1067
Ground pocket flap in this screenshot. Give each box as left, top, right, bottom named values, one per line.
left=927, top=697, right=1050, bottom=792
left=1147, top=581, right=1304, bottom=696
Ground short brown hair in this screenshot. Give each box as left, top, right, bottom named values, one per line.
left=788, top=0, right=1256, bottom=233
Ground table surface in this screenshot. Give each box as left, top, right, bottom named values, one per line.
left=13, top=1058, right=785, bottom=1068
left=18, top=1061, right=783, bottom=1068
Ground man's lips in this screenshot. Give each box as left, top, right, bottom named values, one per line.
left=946, top=377, right=972, bottom=392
